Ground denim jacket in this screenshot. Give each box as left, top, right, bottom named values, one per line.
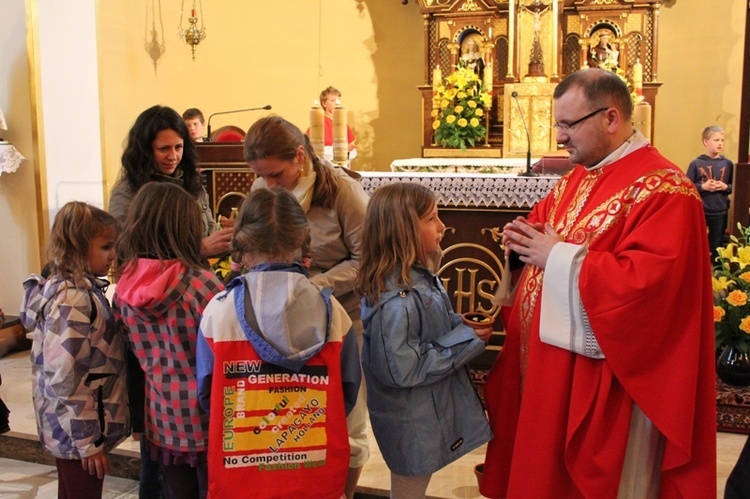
left=361, top=265, right=492, bottom=476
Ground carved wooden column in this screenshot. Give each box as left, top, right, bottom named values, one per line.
left=651, top=2, right=660, bottom=81
left=507, top=0, right=516, bottom=80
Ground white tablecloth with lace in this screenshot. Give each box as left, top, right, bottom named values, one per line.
left=0, top=142, right=25, bottom=175
left=390, top=157, right=536, bottom=174
left=359, top=172, right=558, bottom=208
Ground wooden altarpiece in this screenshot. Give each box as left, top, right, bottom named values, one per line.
left=412, top=0, right=663, bottom=156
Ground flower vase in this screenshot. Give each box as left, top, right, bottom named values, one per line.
left=717, top=345, right=750, bottom=387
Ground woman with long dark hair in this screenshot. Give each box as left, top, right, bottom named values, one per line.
left=109, top=105, right=232, bottom=258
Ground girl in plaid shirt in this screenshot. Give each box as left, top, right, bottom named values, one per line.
left=114, top=182, right=224, bottom=499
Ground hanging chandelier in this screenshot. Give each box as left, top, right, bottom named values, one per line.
left=178, top=0, right=206, bottom=61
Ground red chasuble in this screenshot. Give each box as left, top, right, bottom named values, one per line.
left=481, top=146, right=716, bottom=498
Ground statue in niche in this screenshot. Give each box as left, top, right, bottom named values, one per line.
left=588, top=30, right=620, bottom=70
left=459, top=35, right=485, bottom=78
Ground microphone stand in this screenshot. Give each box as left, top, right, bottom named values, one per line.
left=512, top=92, right=537, bottom=177
left=206, top=105, right=272, bottom=140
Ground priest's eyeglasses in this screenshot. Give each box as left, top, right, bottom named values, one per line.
left=552, top=107, right=609, bottom=132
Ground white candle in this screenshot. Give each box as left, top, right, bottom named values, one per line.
left=632, top=101, right=651, bottom=142
left=632, top=59, right=643, bottom=92
left=309, top=100, right=325, bottom=158
left=484, top=62, right=493, bottom=93
left=433, top=65, right=442, bottom=92
left=332, top=100, right=348, bottom=165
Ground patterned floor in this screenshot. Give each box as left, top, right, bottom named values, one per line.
left=0, top=457, right=138, bottom=498
left=1, top=349, right=747, bottom=498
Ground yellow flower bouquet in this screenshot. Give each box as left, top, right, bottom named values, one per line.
left=431, top=65, right=492, bottom=150
left=713, top=223, right=750, bottom=354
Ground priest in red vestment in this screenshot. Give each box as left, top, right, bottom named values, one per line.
left=481, top=69, right=716, bottom=498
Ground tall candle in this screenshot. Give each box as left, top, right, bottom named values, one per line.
left=632, top=59, right=643, bottom=93
left=309, top=100, right=325, bottom=158
left=632, top=101, right=652, bottom=142
left=332, top=100, right=348, bottom=165
left=484, top=62, right=493, bottom=93
left=432, top=65, right=442, bottom=92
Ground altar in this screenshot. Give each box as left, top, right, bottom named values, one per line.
left=390, top=157, right=534, bottom=174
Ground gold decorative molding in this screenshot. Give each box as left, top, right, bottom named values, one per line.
left=438, top=243, right=505, bottom=316
left=503, top=82, right=557, bottom=158
left=624, top=13, right=642, bottom=34
left=591, top=0, right=617, bottom=4
left=458, top=0, right=481, bottom=12
left=423, top=147, right=501, bottom=158
left=481, top=226, right=503, bottom=246
left=567, top=14, right=581, bottom=33
left=496, top=18, right=508, bottom=36
left=439, top=21, right=451, bottom=40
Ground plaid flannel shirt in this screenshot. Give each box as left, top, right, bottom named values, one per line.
left=113, top=260, right=223, bottom=454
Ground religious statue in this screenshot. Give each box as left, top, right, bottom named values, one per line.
left=521, top=0, right=551, bottom=77
left=460, top=37, right=485, bottom=78
left=522, top=0, right=550, bottom=36
left=589, top=31, right=619, bottom=70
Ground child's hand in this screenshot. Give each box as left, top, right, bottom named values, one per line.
left=474, top=326, right=493, bottom=343
left=81, top=449, right=109, bottom=479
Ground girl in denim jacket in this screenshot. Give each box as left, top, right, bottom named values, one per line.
left=355, top=183, right=492, bottom=498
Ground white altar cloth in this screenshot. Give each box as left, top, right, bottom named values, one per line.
left=360, top=172, right=558, bottom=208
left=390, top=157, right=538, bottom=174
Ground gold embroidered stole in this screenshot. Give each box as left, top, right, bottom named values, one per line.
left=515, top=166, right=698, bottom=381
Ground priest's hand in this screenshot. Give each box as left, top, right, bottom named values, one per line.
left=503, top=219, right=561, bottom=270
left=501, top=216, right=543, bottom=257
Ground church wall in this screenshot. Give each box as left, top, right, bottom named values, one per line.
left=98, top=0, right=425, bottom=191
left=655, top=1, right=744, bottom=170
left=0, top=0, right=42, bottom=312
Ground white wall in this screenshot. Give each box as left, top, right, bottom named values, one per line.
left=0, top=0, right=41, bottom=314
left=36, top=0, right=105, bottom=217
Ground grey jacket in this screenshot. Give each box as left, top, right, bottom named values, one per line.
left=109, top=175, right=216, bottom=238
left=252, top=161, right=368, bottom=319
left=361, top=266, right=492, bottom=476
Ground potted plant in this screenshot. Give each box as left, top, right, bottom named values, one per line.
left=431, top=65, right=492, bottom=151
left=713, top=223, right=750, bottom=386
